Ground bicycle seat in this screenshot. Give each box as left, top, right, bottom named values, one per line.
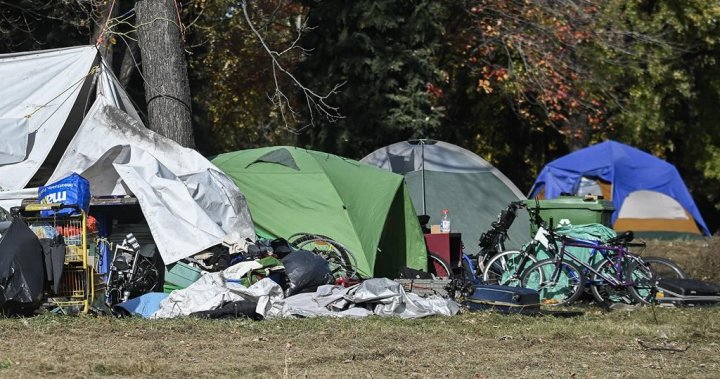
left=605, top=231, right=634, bottom=245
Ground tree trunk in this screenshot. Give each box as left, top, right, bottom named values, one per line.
left=118, top=39, right=139, bottom=89
left=135, top=0, right=195, bottom=147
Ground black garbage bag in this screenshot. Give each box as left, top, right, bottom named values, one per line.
left=281, top=249, right=334, bottom=296
left=190, top=299, right=263, bottom=320
left=0, top=219, right=45, bottom=316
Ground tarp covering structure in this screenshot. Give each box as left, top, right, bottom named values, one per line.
left=212, top=147, right=428, bottom=278
left=361, top=140, right=530, bottom=250
left=0, top=219, right=45, bottom=315
left=0, top=45, right=255, bottom=264
left=528, top=140, right=710, bottom=237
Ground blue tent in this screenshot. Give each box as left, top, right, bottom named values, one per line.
left=529, top=140, right=710, bottom=236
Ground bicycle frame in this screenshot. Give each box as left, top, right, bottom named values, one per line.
left=549, top=235, right=644, bottom=288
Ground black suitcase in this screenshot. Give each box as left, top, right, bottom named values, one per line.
left=657, top=278, right=720, bottom=306
left=463, top=284, right=540, bottom=314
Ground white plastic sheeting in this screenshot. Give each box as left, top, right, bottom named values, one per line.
left=0, top=46, right=97, bottom=190
left=50, top=96, right=215, bottom=182
left=0, top=45, right=256, bottom=264
left=152, top=262, right=283, bottom=319
left=49, top=98, right=255, bottom=264
left=0, top=188, right=37, bottom=213
left=153, top=271, right=459, bottom=319
left=271, top=278, right=460, bottom=319
left=0, top=118, right=28, bottom=164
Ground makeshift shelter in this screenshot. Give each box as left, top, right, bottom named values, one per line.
left=361, top=140, right=530, bottom=250
left=0, top=46, right=255, bottom=263
left=529, top=140, right=710, bottom=238
left=212, top=147, right=428, bottom=278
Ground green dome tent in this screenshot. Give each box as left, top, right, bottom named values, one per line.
left=212, top=147, right=428, bottom=278
left=361, top=140, right=530, bottom=251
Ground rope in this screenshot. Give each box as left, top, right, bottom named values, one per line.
left=172, top=0, right=185, bottom=41
left=24, top=66, right=100, bottom=127
left=96, top=0, right=117, bottom=45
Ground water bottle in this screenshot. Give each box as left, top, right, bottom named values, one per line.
left=440, top=209, right=451, bottom=233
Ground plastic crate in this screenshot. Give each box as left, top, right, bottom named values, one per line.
left=164, top=262, right=203, bottom=289
left=525, top=196, right=615, bottom=235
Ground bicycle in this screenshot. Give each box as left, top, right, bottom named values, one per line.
left=287, top=233, right=359, bottom=279
left=518, top=228, right=661, bottom=306
left=481, top=200, right=546, bottom=286
left=481, top=199, right=687, bottom=291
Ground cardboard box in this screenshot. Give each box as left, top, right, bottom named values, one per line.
left=430, top=225, right=449, bottom=234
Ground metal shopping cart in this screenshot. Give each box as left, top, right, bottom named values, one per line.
left=12, top=203, right=103, bottom=314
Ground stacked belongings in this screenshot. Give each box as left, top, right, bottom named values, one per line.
left=113, top=236, right=336, bottom=318
left=115, top=234, right=459, bottom=320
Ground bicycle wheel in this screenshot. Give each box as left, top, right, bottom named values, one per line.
left=642, top=256, right=688, bottom=280
left=482, top=250, right=535, bottom=286
left=626, top=258, right=658, bottom=305
left=520, top=259, right=586, bottom=306
left=589, top=258, right=636, bottom=306
left=294, top=237, right=357, bottom=279
left=428, top=252, right=452, bottom=279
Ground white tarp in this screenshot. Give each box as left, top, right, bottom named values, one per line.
left=0, top=45, right=256, bottom=264
left=50, top=97, right=255, bottom=264
left=0, top=46, right=97, bottom=190
left=96, top=62, right=142, bottom=123
left=152, top=262, right=283, bottom=319
left=0, top=118, right=28, bottom=164
left=153, top=273, right=460, bottom=319
left=0, top=188, right=37, bottom=214
left=270, top=278, right=460, bottom=319
left=50, top=96, right=216, bottom=181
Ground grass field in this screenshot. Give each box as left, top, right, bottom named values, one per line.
left=0, top=239, right=718, bottom=378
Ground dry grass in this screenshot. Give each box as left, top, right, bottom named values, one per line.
left=1, top=306, right=720, bottom=378
left=642, top=239, right=720, bottom=283
left=0, top=240, right=717, bottom=378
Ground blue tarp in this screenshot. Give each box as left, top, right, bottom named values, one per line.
left=115, top=292, right=168, bottom=318
left=528, top=140, right=710, bottom=235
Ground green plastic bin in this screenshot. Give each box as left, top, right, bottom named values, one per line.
left=164, top=261, right=203, bottom=289
left=525, top=196, right=615, bottom=235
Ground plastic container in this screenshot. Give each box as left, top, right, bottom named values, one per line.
left=164, top=261, right=203, bottom=289
left=525, top=195, right=615, bottom=235
left=440, top=209, right=451, bottom=233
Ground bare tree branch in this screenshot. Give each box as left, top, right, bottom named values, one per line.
left=240, top=0, right=344, bottom=134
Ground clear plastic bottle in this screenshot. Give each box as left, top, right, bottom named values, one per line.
left=440, top=209, right=451, bottom=233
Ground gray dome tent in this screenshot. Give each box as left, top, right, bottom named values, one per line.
left=361, top=140, right=530, bottom=250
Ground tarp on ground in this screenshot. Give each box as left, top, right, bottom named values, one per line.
left=0, top=45, right=256, bottom=263
left=212, top=147, right=428, bottom=278
left=361, top=140, right=530, bottom=250
left=528, top=140, right=710, bottom=237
